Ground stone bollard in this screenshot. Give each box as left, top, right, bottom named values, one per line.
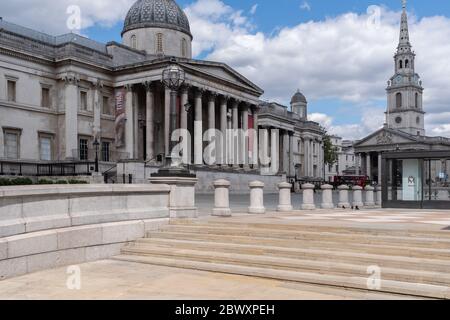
left=277, top=182, right=293, bottom=212
left=337, top=185, right=350, bottom=208
left=375, top=186, right=382, bottom=206
left=301, top=183, right=316, bottom=210
left=364, top=186, right=375, bottom=207
left=248, top=181, right=265, bottom=214
left=352, top=186, right=364, bottom=208
left=321, top=184, right=334, bottom=209
left=212, top=179, right=232, bottom=217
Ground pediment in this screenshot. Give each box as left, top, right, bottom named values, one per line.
left=181, top=61, right=263, bottom=95
left=355, top=128, right=418, bottom=148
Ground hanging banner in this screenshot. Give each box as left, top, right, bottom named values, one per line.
left=115, top=89, right=126, bottom=148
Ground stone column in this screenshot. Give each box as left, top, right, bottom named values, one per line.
left=248, top=181, right=265, bottom=214
left=356, top=153, right=361, bottom=175
left=242, top=103, right=249, bottom=168
left=92, top=80, right=102, bottom=141
left=232, top=99, right=239, bottom=167
left=63, top=74, right=79, bottom=159
left=194, top=89, right=203, bottom=165
left=289, top=133, right=295, bottom=177
left=283, top=131, right=290, bottom=174
left=364, top=186, right=375, bottom=207
left=304, top=138, right=310, bottom=177
left=301, top=183, right=316, bottom=210
left=180, top=86, right=189, bottom=132
left=252, top=106, right=259, bottom=168
left=378, top=152, right=382, bottom=185
left=352, top=186, right=364, bottom=208
left=212, top=179, right=232, bottom=217
left=144, top=82, right=155, bottom=161
left=164, top=87, right=170, bottom=156
left=271, top=128, right=279, bottom=174
left=219, top=96, right=228, bottom=165
left=375, top=186, right=382, bottom=206
left=133, top=90, right=139, bottom=159
left=366, top=153, right=371, bottom=179
left=277, top=182, right=293, bottom=212
left=338, top=185, right=350, bottom=208
left=321, top=184, right=334, bottom=209
left=124, top=84, right=134, bottom=159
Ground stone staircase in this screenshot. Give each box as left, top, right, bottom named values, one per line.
left=113, top=219, right=450, bottom=299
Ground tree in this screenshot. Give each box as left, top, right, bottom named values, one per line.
left=323, top=135, right=338, bottom=165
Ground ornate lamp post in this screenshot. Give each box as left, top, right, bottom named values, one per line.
left=93, top=138, right=100, bottom=173
left=152, top=63, right=195, bottom=177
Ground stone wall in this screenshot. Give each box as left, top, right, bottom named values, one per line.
left=0, top=184, right=171, bottom=280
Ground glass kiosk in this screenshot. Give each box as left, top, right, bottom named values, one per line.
left=382, top=151, right=450, bottom=209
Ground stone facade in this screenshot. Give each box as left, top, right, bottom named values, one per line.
left=0, top=0, right=325, bottom=184
left=325, top=136, right=361, bottom=182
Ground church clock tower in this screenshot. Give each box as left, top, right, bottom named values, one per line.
left=386, top=0, right=425, bottom=136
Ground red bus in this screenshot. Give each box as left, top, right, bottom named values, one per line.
left=333, top=175, right=369, bottom=188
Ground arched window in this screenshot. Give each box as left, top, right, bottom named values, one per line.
left=130, top=35, right=137, bottom=49
left=405, top=59, right=409, bottom=68
left=396, top=92, right=402, bottom=108
left=181, top=38, right=187, bottom=57
left=415, top=93, right=419, bottom=108
left=156, top=33, right=164, bottom=53
left=399, top=60, right=403, bottom=69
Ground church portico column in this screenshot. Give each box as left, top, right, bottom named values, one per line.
left=219, top=95, right=229, bottom=165
left=231, top=99, right=239, bottom=167
left=194, top=89, right=203, bottom=165
left=366, top=153, right=372, bottom=179
left=282, top=130, right=290, bottom=174
left=207, top=92, right=217, bottom=165
left=251, top=106, right=259, bottom=168
left=241, top=103, right=249, bottom=169
left=144, top=81, right=155, bottom=161
left=62, top=74, right=79, bottom=159
left=378, top=152, right=383, bottom=185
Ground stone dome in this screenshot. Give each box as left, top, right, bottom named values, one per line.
left=122, top=0, right=192, bottom=38
left=291, top=90, right=307, bottom=104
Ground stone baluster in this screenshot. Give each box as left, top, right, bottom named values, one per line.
left=337, top=185, right=350, bottom=208
left=352, top=186, right=364, bottom=208
left=321, top=184, right=334, bottom=209
left=375, top=186, right=382, bottom=207
left=277, top=182, right=293, bottom=212
left=248, top=181, right=265, bottom=214
left=212, top=179, right=231, bottom=217
left=364, top=186, right=375, bottom=207
left=301, top=183, right=316, bottom=210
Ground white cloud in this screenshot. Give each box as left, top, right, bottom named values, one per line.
left=250, top=4, right=258, bottom=15
left=300, top=1, right=311, bottom=12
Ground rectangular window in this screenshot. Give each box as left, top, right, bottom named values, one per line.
left=102, top=96, right=111, bottom=115
left=80, top=91, right=88, bottom=111
left=4, top=131, right=20, bottom=159
left=7, top=80, right=16, bottom=102
left=101, top=141, right=110, bottom=162
left=39, top=136, right=52, bottom=161
left=41, top=87, right=51, bottom=108
left=79, top=138, right=88, bottom=161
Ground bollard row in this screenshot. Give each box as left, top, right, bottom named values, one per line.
left=212, top=179, right=382, bottom=216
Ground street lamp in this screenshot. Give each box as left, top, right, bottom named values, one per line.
left=93, top=138, right=100, bottom=173
left=152, top=63, right=195, bottom=178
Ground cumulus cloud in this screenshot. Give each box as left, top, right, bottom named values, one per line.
left=250, top=4, right=258, bottom=15
left=300, top=1, right=311, bottom=12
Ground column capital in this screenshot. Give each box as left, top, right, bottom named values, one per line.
left=62, top=73, right=80, bottom=86
left=195, top=87, right=205, bottom=99
left=124, top=84, right=133, bottom=92
left=231, top=98, right=240, bottom=108
left=91, top=79, right=104, bottom=90
left=220, top=94, right=230, bottom=104
left=180, top=84, right=190, bottom=95
left=143, top=81, right=155, bottom=92
left=207, top=91, right=218, bottom=102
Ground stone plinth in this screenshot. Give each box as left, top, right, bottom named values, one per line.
left=364, top=186, right=375, bottom=207
left=337, top=185, right=350, bottom=208
left=277, top=182, right=293, bottom=212
left=248, top=181, right=265, bottom=214
left=212, top=179, right=232, bottom=217
left=321, top=184, right=334, bottom=209
left=375, top=186, right=382, bottom=206
left=149, top=176, right=198, bottom=218
left=301, top=183, right=316, bottom=210
left=352, top=186, right=364, bottom=208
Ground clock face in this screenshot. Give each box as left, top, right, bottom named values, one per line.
left=394, top=75, right=403, bottom=84
left=395, top=116, right=402, bottom=124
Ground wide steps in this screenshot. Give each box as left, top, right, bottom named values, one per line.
left=134, top=238, right=450, bottom=273
left=157, top=225, right=450, bottom=249
left=147, top=231, right=450, bottom=260
left=113, top=254, right=450, bottom=299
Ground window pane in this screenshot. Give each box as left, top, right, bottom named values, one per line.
left=424, top=159, right=450, bottom=201
left=80, top=92, right=87, bottom=110
left=7, top=81, right=16, bottom=102
left=41, top=88, right=50, bottom=108
left=102, top=96, right=110, bottom=115
left=5, top=133, right=18, bottom=159
left=40, top=137, right=52, bottom=161
left=101, top=142, right=110, bottom=162
left=79, top=139, right=88, bottom=161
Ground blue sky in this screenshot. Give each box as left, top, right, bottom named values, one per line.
left=4, top=0, right=450, bottom=139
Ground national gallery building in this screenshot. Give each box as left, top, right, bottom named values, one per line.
left=0, top=0, right=325, bottom=187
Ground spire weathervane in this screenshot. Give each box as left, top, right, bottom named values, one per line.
left=402, top=0, right=407, bottom=10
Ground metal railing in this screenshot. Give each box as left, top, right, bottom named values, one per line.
left=0, top=160, right=96, bottom=177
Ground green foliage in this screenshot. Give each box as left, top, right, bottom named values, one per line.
left=0, top=178, right=12, bottom=186
left=38, top=179, right=54, bottom=185
left=68, top=179, right=88, bottom=184
left=323, top=135, right=339, bottom=166
left=3, top=178, right=34, bottom=186
left=56, top=180, right=68, bottom=184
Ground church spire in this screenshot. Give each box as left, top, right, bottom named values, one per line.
left=398, top=0, right=411, bottom=52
